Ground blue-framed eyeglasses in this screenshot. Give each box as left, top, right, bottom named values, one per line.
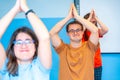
left=13, top=39, right=34, bottom=46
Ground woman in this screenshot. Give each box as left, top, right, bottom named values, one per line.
left=0, top=0, right=52, bottom=80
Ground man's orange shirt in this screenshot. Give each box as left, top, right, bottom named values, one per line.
left=82, top=30, right=102, bottom=68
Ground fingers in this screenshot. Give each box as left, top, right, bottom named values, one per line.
left=92, top=9, right=96, bottom=18
left=93, top=10, right=98, bottom=20
left=68, top=4, right=73, bottom=18
left=87, top=10, right=93, bottom=21
left=14, top=0, right=21, bottom=13
left=88, top=9, right=97, bottom=21
left=66, top=3, right=75, bottom=19
left=71, top=3, right=78, bottom=18
left=20, top=0, right=29, bottom=12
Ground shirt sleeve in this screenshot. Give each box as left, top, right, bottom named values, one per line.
left=98, top=29, right=103, bottom=38
left=0, top=59, right=8, bottom=75
left=33, top=57, right=51, bottom=74
left=54, top=40, right=66, bottom=54
left=87, top=40, right=100, bottom=54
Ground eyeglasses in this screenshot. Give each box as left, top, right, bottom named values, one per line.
left=13, top=39, right=34, bottom=46
left=68, top=28, right=83, bottom=33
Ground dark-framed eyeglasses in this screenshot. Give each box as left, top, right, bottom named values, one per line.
left=68, top=28, right=83, bottom=33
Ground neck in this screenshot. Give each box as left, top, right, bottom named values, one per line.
left=17, top=58, right=32, bottom=65
left=70, top=40, right=82, bottom=48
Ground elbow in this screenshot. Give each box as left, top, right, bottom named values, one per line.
left=49, top=31, right=53, bottom=37
left=101, top=27, right=109, bottom=35
left=49, top=31, right=57, bottom=38
left=40, top=33, right=50, bottom=41
left=44, top=34, right=50, bottom=40
left=105, top=27, right=109, bottom=33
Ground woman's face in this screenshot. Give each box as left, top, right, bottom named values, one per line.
left=90, top=18, right=97, bottom=25
left=13, top=32, right=36, bottom=64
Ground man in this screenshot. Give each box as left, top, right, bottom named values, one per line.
left=50, top=4, right=99, bottom=80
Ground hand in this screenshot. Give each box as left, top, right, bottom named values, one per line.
left=93, top=10, right=99, bottom=21
left=72, top=3, right=79, bottom=19
left=14, top=0, right=21, bottom=13
left=89, top=9, right=97, bottom=23
left=66, top=4, right=74, bottom=20
left=92, top=10, right=97, bottom=20
left=20, top=0, right=29, bottom=12
left=87, top=9, right=93, bottom=21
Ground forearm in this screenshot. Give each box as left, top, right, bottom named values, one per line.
left=20, top=0, right=49, bottom=40
left=50, top=16, right=71, bottom=36
left=0, top=43, right=6, bottom=69
left=96, top=17, right=109, bottom=35
left=26, top=12, right=50, bottom=40
left=27, top=13, right=52, bottom=69
left=0, top=7, right=19, bottom=38
left=21, top=1, right=49, bottom=41
left=20, top=0, right=52, bottom=69
left=75, top=15, right=98, bottom=33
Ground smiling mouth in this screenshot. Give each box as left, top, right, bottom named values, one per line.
left=20, top=50, right=29, bottom=52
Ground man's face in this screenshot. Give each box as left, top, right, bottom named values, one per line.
left=67, top=24, right=84, bottom=42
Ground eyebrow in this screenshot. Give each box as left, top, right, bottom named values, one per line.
left=69, top=28, right=82, bottom=30
left=15, top=38, right=32, bottom=41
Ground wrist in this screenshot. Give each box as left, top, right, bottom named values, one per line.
left=25, top=9, right=35, bottom=16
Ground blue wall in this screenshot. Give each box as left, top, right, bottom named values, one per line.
left=102, top=53, right=120, bottom=80
left=1, top=18, right=120, bottom=80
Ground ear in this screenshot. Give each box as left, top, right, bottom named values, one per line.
left=81, top=31, right=84, bottom=36
left=83, top=26, right=86, bottom=31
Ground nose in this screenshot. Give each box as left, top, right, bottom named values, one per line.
left=21, top=43, right=27, bottom=48
left=73, top=31, right=78, bottom=36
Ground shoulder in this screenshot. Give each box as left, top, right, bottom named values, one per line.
left=86, top=40, right=99, bottom=52
left=32, top=57, right=51, bottom=73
